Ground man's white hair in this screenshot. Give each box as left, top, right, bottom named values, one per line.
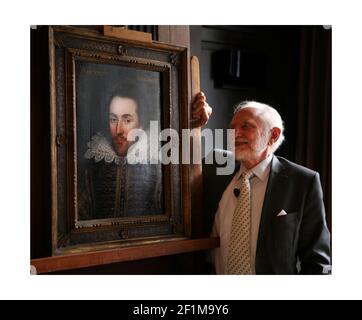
left=234, top=101, right=285, bottom=153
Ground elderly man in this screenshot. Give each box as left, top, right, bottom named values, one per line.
left=193, top=93, right=331, bottom=275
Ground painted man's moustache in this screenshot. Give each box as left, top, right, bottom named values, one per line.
left=235, top=139, right=249, bottom=144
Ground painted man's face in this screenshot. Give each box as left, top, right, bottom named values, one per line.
left=109, top=96, right=141, bottom=156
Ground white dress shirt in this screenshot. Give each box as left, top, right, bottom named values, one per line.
left=212, top=154, right=273, bottom=274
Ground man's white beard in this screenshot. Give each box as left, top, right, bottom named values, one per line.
left=235, top=133, right=270, bottom=162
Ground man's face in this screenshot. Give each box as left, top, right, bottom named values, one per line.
left=109, top=96, right=141, bottom=156
left=229, top=108, right=271, bottom=166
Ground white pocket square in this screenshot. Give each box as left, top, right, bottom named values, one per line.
left=276, top=209, right=287, bottom=217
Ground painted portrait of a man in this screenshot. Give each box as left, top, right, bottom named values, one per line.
left=76, top=60, right=164, bottom=220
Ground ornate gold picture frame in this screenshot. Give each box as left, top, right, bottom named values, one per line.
left=49, top=26, right=190, bottom=255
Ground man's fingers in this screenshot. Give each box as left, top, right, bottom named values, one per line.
left=194, top=109, right=210, bottom=126
left=192, top=106, right=206, bottom=115
left=192, top=100, right=210, bottom=113
left=206, top=104, right=212, bottom=116
left=192, top=93, right=206, bottom=105
left=191, top=92, right=212, bottom=127
left=192, top=98, right=206, bottom=109
left=192, top=104, right=212, bottom=119
left=194, top=91, right=205, bottom=101
left=195, top=104, right=212, bottom=117
left=202, top=109, right=210, bottom=123
left=192, top=108, right=210, bottom=120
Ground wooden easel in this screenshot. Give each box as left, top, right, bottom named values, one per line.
left=190, top=56, right=205, bottom=237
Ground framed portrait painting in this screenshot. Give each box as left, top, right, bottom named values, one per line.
left=49, top=26, right=190, bottom=255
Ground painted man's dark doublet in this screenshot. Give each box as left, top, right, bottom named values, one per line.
left=78, top=133, right=163, bottom=220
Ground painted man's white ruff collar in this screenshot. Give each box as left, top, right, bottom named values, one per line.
left=84, top=131, right=155, bottom=165
left=84, top=132, right=124, bottom=165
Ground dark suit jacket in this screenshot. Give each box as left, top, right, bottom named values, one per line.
left=204, top=152, right=331, bottom=274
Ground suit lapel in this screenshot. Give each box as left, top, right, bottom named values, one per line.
left=257, top=156, right=289, bottom=243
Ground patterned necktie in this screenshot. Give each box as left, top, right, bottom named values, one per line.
left=227, top=170, right=254, bottom=274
